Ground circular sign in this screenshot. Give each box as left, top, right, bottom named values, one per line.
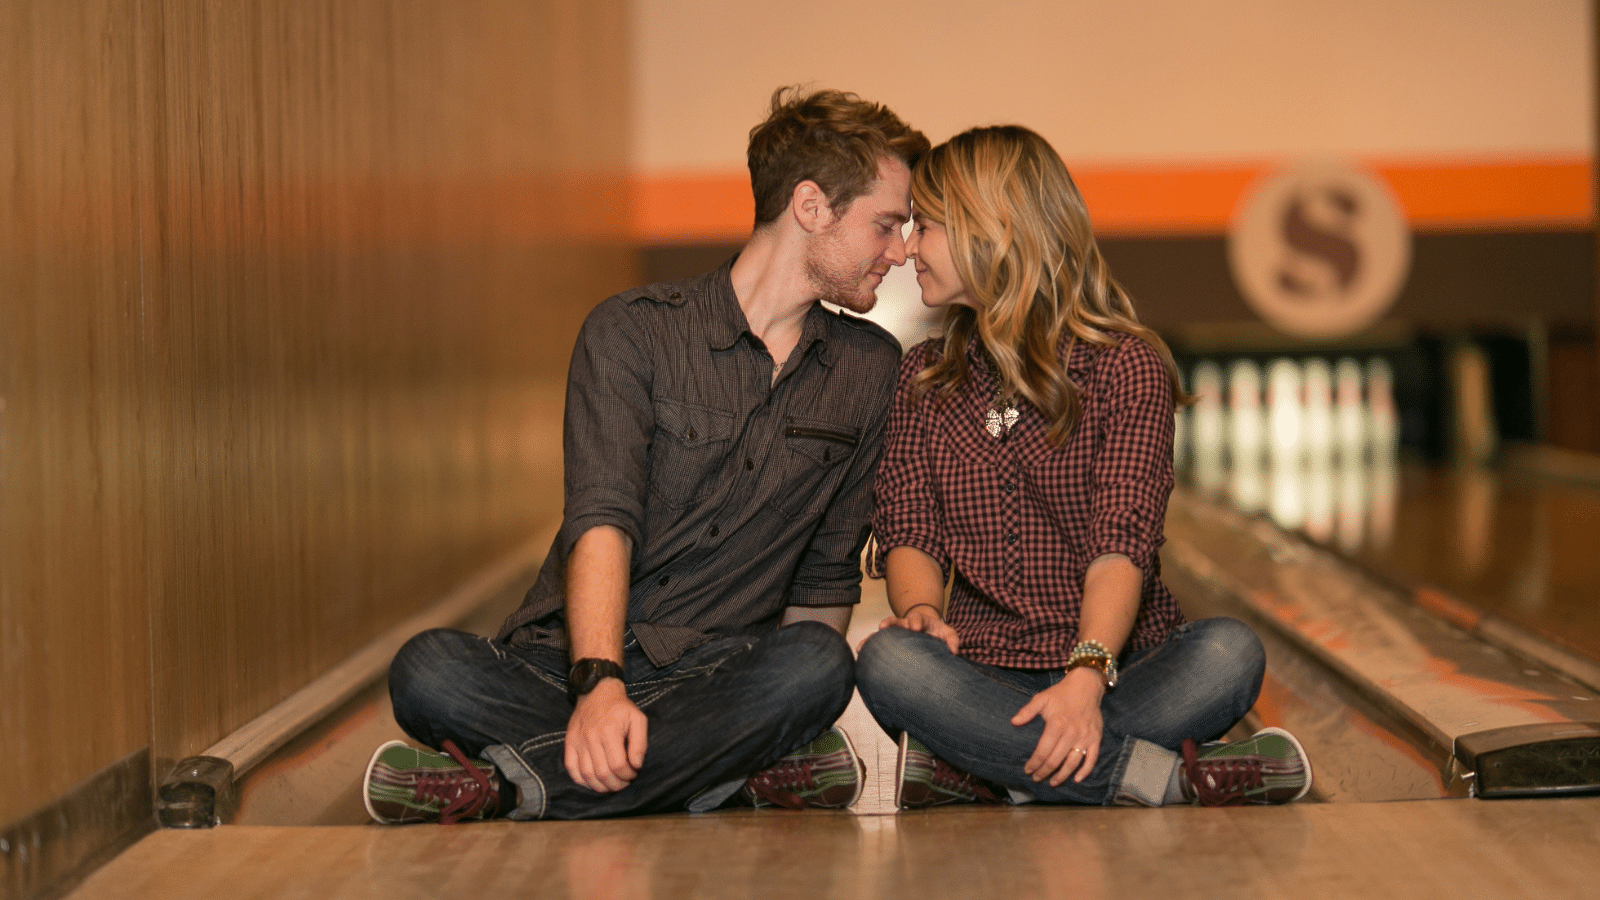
left=1228, top=160, right=1411, bottom=339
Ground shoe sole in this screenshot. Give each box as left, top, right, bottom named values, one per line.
left=1255, top=726, right=1314, bottom=802
left=363, top=739, right=412, bottom=824
left=833, top=726, right=865, bottom=809
left=894, top=731, right=911, bottom=809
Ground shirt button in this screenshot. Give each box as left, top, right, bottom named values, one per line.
left=1003, top=483, right=1015, bottom=494
left=669, top=291, right=682, bottom=300
left=1005, top=533, right=1018, bottom=544
left=686, top=428, right=697, bottom=441
left=658, top=575, right=670, bottom=586
left=709, top=525, right=720, bottom=537
left=745, top=459, right=754, bottom=470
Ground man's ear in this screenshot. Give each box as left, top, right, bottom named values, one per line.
left=790, top=179, right=834, bottom=234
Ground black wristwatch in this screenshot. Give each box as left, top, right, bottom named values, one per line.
left=567, top=657, right=625, bottom=703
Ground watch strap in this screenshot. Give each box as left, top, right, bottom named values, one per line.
left=568, top=657, right=625, bottom=703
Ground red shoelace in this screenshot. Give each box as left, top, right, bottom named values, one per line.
left=744, top=758, right=815, bottom=809
left=1181, top=739, right=1265, bottom=807
left=413, top=739, right=499, bottom=824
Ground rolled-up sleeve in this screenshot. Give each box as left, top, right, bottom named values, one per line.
left=556, top=297, right=655, bottom=562
left=1085, top=338, right=1175, bottom=573
left=867, top=345, right=950, bottom=579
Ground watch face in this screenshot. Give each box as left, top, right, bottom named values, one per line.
left=569, top=658, right=624, bottom=701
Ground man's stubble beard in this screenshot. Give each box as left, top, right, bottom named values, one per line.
left=804, top=227, right=879, bottom=314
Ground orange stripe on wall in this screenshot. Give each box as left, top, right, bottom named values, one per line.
left=1374, top=158, right=1590, bottom=231
left=632, top=174, right=755, bottom=243
left=1073, top=166, right=1264, bottom=235
left=630, top=157, right=1592, bottom=243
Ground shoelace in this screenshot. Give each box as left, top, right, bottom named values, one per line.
left=1181, top=739, right=1264, bottom=807
left=414, top=739, right=499, bottom=824
left=927, top=756, right=1002, bottom=803
left=744, top=758, right=816, bottom=810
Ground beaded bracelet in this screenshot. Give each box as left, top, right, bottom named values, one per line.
left=1068, top=639, right=1114, bottom=663
left=1066, top=640, right=1119, bottom=688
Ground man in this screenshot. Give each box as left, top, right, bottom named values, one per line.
left=363, top=87, right=928, bottom=822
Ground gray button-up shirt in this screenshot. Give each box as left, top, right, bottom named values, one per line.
left=496, top=259, right=900, bottom=666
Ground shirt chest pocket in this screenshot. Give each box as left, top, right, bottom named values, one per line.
left=649, top=399, right=736, bottom=508
left=770, top=417, right=859, bottom=517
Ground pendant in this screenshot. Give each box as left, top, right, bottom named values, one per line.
left=984, top=403, right=1019, bottom=438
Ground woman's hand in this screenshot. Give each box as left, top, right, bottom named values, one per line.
left=874, top=603, right=961, bottom=654
left=1010, top=667, right=1107, bottom=786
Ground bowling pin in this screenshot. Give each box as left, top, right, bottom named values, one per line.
left=1227, top=359, right=1265, bottom=471
left=1189, top=361, right=1226, bottom=494
left=1265, top=357, right=1305, bottom=464
left=1367, top=358, right=1399, bottom=465
left=1334, top=357, right=1365, bottom=465
left=1302, top=358, right=1334, bottom=466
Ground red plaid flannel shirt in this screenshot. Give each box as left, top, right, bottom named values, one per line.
left=868, top=332, right=1186, bottom=668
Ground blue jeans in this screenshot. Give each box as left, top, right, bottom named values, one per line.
left=855, top=618, right=1265, bottom=806
left=388, top=621, right=854, bottom=819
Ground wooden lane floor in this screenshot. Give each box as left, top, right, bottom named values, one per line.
left=63, top=798, right=1600, bottom=900
left=1163, top=482, right=1600, bottom=802
left=1182, top=456, right=1600, bottom=672
left=1342, top=460, right=1600, bottom=668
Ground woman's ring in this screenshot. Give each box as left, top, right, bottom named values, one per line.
left=1070, top=748, right=1086, bottom=755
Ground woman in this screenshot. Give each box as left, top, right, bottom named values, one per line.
left=855, top=126, right=1311, bottom=808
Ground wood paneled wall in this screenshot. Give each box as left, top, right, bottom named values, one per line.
left=1, top=0, right=634, bottom=828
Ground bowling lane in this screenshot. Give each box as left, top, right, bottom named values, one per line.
left=1334, top=460, right=1600, bottom=665
left=1175, top=351, right=1600, bottom=668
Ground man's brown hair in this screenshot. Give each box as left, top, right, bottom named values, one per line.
left=747, top=86, right=929, bottom=228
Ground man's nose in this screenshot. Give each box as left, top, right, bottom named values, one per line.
left=895, top=229, right=914, bottom=264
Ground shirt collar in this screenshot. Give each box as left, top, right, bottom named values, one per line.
left=705, top=257, right=834, bottom=367
left=705, top=257, right=747, bottom=351
left=967, top=333, right=1101, bottom=380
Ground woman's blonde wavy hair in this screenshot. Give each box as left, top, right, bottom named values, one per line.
left=910, top=125, right=1188, bottom=447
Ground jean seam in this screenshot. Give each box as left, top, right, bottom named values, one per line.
left=479, top=635, right=570, bottom=694
left=628, top=638, right=755, bottom=711
left=960, top=653, right=1049, bottom=697
left=517, top=733, right=565, bottom=756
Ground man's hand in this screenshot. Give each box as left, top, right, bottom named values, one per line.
left=564, top=679, right=648, bottom=792
left=873, top=604, right=960, bottom=655
left=1010, top=667, right=1106, bottom=787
